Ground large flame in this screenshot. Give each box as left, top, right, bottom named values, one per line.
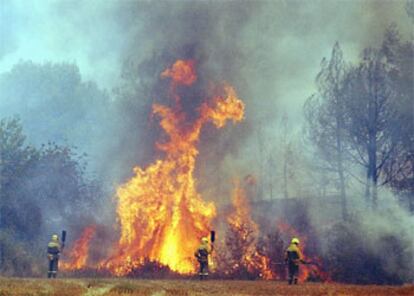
left=100, top=60, right=245, bottom=275
left=59, top=60, right=332, bottom=282
left=61, top=225, right=96, bottom=270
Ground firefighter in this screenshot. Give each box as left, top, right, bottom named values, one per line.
left=284, top=237, right=305, bottom=285
left=47, top=234, right=61, bottom=278
left=194, top=237, right=213, bottom=280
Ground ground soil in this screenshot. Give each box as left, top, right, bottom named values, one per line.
left=0, top=278, right=413, bottom=296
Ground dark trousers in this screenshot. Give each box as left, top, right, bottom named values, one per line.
left=48, top=258, right=59, bottom=278
left=288, top=263, right=299, bottom=284
left=198, top=261, right=208, bottom=279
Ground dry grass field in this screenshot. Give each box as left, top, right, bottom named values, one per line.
left=0, top=278, right=413, bottom=296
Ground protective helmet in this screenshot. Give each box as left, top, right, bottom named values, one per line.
left=201, top=237, right=209, bottom=243
left=51, top=234, right=59, bottom=241
left=291, top=237, right=300, bottom=245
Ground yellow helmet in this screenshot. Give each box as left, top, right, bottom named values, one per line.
left=201, top=237, right=209, bottom=243
left=291, top=237, right=300, bottom=245
left=51, top=234, right=59, bottom=241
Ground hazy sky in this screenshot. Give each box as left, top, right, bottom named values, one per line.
left=0, top=0, right=412, bottom=184
left=1, top=1, right=413, bottom=274
left=1, top=0, right=411, bottom=126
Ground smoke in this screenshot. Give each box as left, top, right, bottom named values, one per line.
left=315, top=190, right=414, bottom=283
left=1, top=0, right=411, bottom=183
left=0, top=1, right=19, bottom=59
left=1, top=0, right=413, bottom=281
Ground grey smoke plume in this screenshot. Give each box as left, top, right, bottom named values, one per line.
left=0, top=0, right=413, bottom=281
left=1, top=0, right=411, bottom=184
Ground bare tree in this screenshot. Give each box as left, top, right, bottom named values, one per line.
left=381, top=27, right=414, bottom=212
left=304, top=42, right=349, bottom=220
left=406, top=0, right=414, bottom=22
left=342, top=45, right=399, bottom=209
left=255, top=122, right=277, bottom=200
left=281, top=113, right=290, bottom=199
left=256, top=123, right=266, bottom=201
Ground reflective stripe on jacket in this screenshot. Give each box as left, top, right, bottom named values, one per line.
left=47, top=241, right=61, bottom=259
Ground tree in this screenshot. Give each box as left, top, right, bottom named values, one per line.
left=19, top=143, right=102, bottom=234
left=406, top=0, right=414, bottom=22
left=0, top=117, right=40, bottom=271
left=281, top=113, right=293, bottom=199
left=0, top=61, right=113, bottom=172
left=381, top=26, right=414, bottom=212
left=309, top=25, right=413, bottom=211
left=0, top=117, right=38, bottom=230
left=0, top=117, right=103, bottom=275
left=304, top=42, right=349, bottom=220
left=342, top=38, right=400, bottom=209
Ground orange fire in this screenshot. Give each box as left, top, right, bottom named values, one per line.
left=161, top=59, right=196, bottom=86
left=98, top=59, right=245, bottom=276
left=59, top=60, right=333, bottom=281
left=61, top=225, right=96, bottom=270
left=226, top=181, right=274, bottom=279
left=277, top=221, right=329, bottom=282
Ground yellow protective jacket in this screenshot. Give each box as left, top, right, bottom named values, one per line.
left=194, top=243, right=212, bottom=263
left=284, top=243, right=304, bottom=265
left=47, top=240, right=61, bottom=260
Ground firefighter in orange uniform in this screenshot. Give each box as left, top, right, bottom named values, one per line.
left=284, top=237, right=305, bottom=284
left=194, top=237, right=213, bottom=280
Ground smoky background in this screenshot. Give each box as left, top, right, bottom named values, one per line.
left=0, top=0, right=413, bottom=282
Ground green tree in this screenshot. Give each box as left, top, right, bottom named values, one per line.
left=0, top=61, right=113, bottom=171
left=0, top=117, right=104, bottom=275
left=0, top=117, right=38, bottom=229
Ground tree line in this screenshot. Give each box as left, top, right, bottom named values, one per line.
left=0, top=117, right=102, bottom=276
left=304, top=24, right=413, bottom=218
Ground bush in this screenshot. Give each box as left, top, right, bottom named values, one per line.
left=0, top=231, right=42, bottom=277
left=323, top=219, right=413, bottom=284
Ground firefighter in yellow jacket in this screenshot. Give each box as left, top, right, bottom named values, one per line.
left=47, top=234, right=61, bottom=278
left=194, top=237, right=213, bottom=280
left=284, top=237, right=305, bottom=284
